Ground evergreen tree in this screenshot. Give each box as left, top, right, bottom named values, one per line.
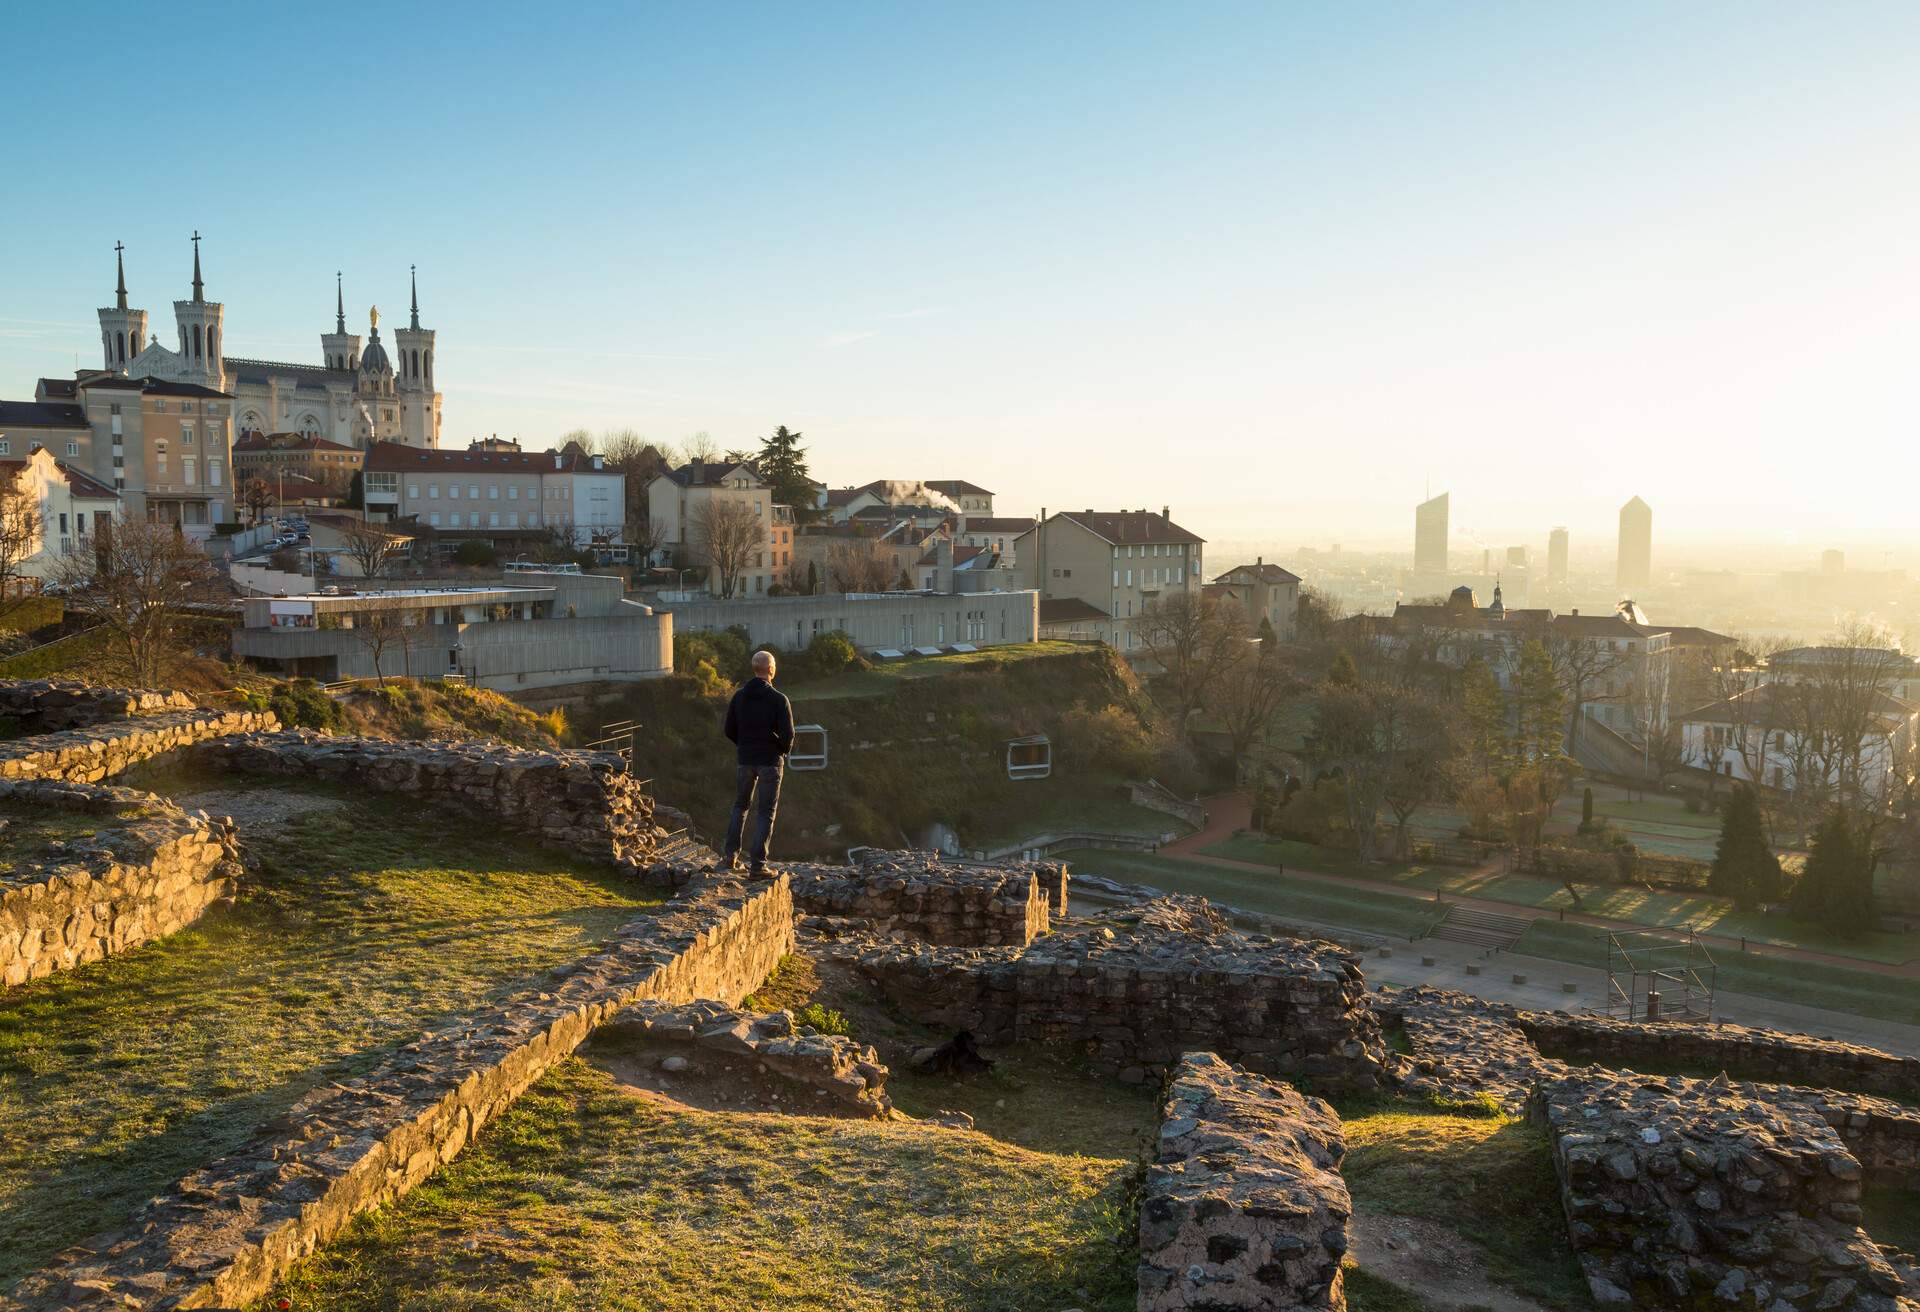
left=756, top=425, right=816, bottom=523
left=1708, top=785, right=1783, bottom=907
left=1512, top=640, right=1565, bottom=771
left=1789, top=812, right=1872, bottom=929
left=345, top=468, right=365, bottom=510
left=1257, top=615, right=1278, bottom=648
left=1461, top=658, right=1508, bottom=778
left=806, top=559, right=820, bottom=596
left=1328, top=649, right=1359, bottom=687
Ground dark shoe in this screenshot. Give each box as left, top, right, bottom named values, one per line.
left=709, top=854, right=741, bottom=873
left=748, top=864, right=775, bottom=880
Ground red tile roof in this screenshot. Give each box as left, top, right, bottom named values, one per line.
left=234, top=432, right=360, bottom=454
left=1052, top=509, right=1203, bottom=546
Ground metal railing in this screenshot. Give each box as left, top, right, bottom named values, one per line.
left=583, top=718, right=637, bottom=768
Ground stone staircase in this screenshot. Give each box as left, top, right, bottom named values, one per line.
left=1424, top=904, right=1531, bottom=953
left=652, top=829, right=713, bottom=866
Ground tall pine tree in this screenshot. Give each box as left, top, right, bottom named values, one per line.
left=1708, top=785, right=1783, bottom=907
left=756, top=425, right=817, bottom=523
left=1789, top=812, right=1872, bottom=930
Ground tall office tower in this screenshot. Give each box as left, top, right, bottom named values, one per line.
left=1617, top=497, right=1652, bottom=593
left=1506, top=545, right=1530, bottom=568
left=1414, top=492, right=1449, bottom=574
left=1548, top=526, right=1568, bottom=583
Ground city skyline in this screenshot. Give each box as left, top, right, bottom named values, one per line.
left=5, top=2, right=1918, bottom=553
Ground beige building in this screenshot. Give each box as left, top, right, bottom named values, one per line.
left=0, top=446, right=120, bottom=582
left=647, top=459, right=780, bottom=596
left=233, top=432, right=363, bottom=496
left=953, top=515, right=1034, bottom=566
left=1212, top=558, right=1302, bottom=640
left=363, top=441, right=624, bottom=550
left=1015, top=508, right=1205, bottom=655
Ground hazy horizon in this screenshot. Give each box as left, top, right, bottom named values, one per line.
left=4, top=1, right=1916, bottom=554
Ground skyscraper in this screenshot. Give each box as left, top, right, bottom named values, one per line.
left=1414, top=492, right=1449, bottom=575
left=1547, top=527, right=1569, bottom=583
left=1617, top=497, right=1652, bottom=593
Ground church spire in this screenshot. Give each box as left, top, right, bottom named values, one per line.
left=114, top=241, right=127, bottom=311
left=409, top=264, right=419, bottom=330
left=190, top=231, right=204, bottom=303
left=336, top=271, right=345, bottom=333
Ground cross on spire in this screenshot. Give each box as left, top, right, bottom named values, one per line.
left=190, top=231, right=203, bottom=303
left=409, top=264, right=419, bottom=330
left=114, top=241, right=127, bottom=310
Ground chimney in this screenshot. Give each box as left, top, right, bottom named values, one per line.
left=693, top=457, right=705, bottom=483
left=936, top=536, right=955, bottom=594
left=552, top=452, right=562, bottom=469
left=1161, top=505, right=1169, bottom=520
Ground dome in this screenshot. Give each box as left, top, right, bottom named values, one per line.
left=359, top=307, right=393, bottom=376
left=1447, top=585, right=1477, bottom=610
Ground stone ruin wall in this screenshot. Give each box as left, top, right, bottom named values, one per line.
left=1533, top=1069, right=1907, bottom=1312
left=0, top=708, right=276, bottom=785
left=783, top=852, right=1050, bottom=946
left=845, top=899, right=1399, bottom=1093
left=0, top=778, right=240, bottom=989
left=0, top=678, right=195, bottom=732
left=1139, top=1051, right=1352, bottom=1312
left=13, top=873, right=796, bottom=1312
left=184, top=729, right=663, bottom=870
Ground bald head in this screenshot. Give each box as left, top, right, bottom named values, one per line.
left=753, top=649, right=776, bottom=681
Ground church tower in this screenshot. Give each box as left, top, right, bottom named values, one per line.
left=392, top=265, right=440, bottom=447
left=354, top=305, right=400, bottom=444
left=96, top=242, right=149, bottom=373
left=171, top=232, right=225, bottom=388
left=319, top=272, right=363, bottom=372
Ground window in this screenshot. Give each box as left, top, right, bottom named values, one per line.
left=180, top=422, right=194, bottom=445
left=488, top=513, right=499, bottom=528
left=429, top=512, right=441, bottom=527
left=0, top=441, right=8, bottom=455
left=507, top=512, right=519, bottom=527
left=155, top=441, right=168, bottom=476
left=429, top=483, right=439, bottom=498
left=209, top=460, right=222, bottom=487
left=1112, top=570, right=1119, bottom=586
left=183, top=456, right=197, bottom=484
left=448, top=484, right=459, bottom=499
left=469, top=511, right=480, bottom=527
left=66, top=441, right=78, bottom=457
left=488, top=484, right=499, bottom=500
left=508, top=486, right=518, bottom=500
left=591, top=485, right=607, bottom=501
left=468, top=484, right=478, bottom=499
left=408, top=484, right=421, bottom=499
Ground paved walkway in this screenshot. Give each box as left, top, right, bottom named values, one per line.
left=1161, top=792, right=1920, bottom=981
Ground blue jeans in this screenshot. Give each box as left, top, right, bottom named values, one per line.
left=723, top=762, right=783, bottom=869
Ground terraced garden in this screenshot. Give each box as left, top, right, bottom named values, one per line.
left=0, top=772, right=662, bottom=1288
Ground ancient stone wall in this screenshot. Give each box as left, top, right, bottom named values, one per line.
left=615, top=998, right=891, bottom=1117
left=12, top=873, right=796, bottom=1311
left=1531, top=1069, right=1906, bottom=1311
left=0, top=709, right=275, bottom=784
left=1138, top=1051, right=1351, bottom=1311
left=847, top=900, right=1398, bottom=1092
left=782, top=851, right=1051, bottom=947
left=0, top=778, right=240, bottom=988
left=185, top=729, right=662, bottom=869
left=0, top=678, right=195, bottom=732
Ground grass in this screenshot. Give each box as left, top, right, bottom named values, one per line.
left=0, top=625, right=111, bottom=678
left=0, top=596, right=62, bottom=637
left=257, top=1042, right=1151, bottom=1312
left=0, top=800, right=149, bottom=862
left=967, top=773, right=1193, bottom=848
left=0, top=781, right=661, bottom=1288
left=793, top=641, right=1092, bottom=701
left=1057, top=849, right=1445, bottom=940
left=1338, top=1100, right=1591, bottom=1310
left=1200, top=833, right=1402, bottom=878
left=1862, top=1183, right=1920, bottom=1257
left=1510, top=919, right=1920, bottom=1026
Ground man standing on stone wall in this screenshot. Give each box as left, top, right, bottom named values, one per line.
left=716, top=648, right=794, bottom=877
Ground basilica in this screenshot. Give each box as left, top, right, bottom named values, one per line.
left=95, top=236, right=442, bottom=449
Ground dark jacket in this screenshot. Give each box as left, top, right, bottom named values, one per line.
left=724, top=677, right=795, bottom=767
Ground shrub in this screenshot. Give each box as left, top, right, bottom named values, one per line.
left=269, top=548, right=302, bottom=573
left=244, top=678, right=341, bottom=732
left=802, top=630, right=858, bottom=678
left=453, top=542, right=498, bottom=568
left=1058, top=701, right=1160, bottom=778
left=793, top=1002, right=851, bottom=1036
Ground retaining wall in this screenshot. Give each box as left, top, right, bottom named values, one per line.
left=184, top=730, right=662, bottom=869
left=12, top=874, right=796, bottom=1311
left=0, top=778, right=240, bottom=988
left=0, top=679, right=195, bottom=732
left=0, top=709, right=275, bottom=784
left=783, top=851, right=1051, bottom=947
left=1138, top=1051, right=1351, bottom=1311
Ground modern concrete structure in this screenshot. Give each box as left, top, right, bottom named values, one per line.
left=662, top=588, right=1037, bottom=654
left=1547, top=527, right=1569, bottom=584
left=232, top=570, right=669, bottom=690
left=1414, top=492, right=1449, bottom=575
left=1617, top=496, right=1652, bottom=592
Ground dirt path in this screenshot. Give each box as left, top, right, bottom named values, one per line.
left=1158, top=792, right=1920, bottom=979
left=1352, top=1213, right=1551, bottom=1311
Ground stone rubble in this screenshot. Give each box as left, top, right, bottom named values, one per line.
left=0, top=678, right=196, bottom=732
left=612, top=998, right=892, bottom=1117
left=1138, top=1051, right=1352, bottom=1311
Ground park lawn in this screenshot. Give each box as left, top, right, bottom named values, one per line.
left=0, top=783, right=662, bottom=1289
left=1510, top=920, right=1920, bottom=1026
left=1060, top=849, right=1443, bottom=940
left=0, top=596, right=62, bottom=636
left=795, top=641, right=1092, bottom=701
left=1199, top=833, right=1398, bottom=878
left=967, top=773, right=1193, bottom=849
left=256, top=1041, right=1151, bottom=1312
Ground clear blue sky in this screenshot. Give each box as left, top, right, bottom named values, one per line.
left=5, top=1, right=1916, bottom=555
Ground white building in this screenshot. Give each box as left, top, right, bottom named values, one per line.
left=1679, top=684, right=1919, bottom=802
left=0, top=446, right=119, bottom=582
left=364, top=441, right=624, bottom=550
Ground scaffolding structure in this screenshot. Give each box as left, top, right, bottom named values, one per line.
left=1604, top=929, right=1717, bottom=1022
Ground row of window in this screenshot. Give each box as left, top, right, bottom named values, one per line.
left=425, top=511, right=545, bottom=528
left=1113, top=567, right=1185, bottom=587
left=1114, top=542, right=1190, bottom=558
left=410, top=482, right=574, bottom=501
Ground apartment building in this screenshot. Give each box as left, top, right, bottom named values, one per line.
left=363, top=441, right=625, bottom=548
left=1212, top=558, right=1302, bottom=640
left=232, top=432, right=364, bottom=495
left=647, top=459, right=780, bottom=596
left=1015, top=507, right=1205, bottom=655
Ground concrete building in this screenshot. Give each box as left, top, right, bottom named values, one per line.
left=1547, top=527, right=1569, bottom=584
left=232, top=432, right=363, bottom=497
left=1618, top=495, right=1652, bottom=592
left=1212, top=558, right=1302, bottom=639
left=75, top=241, right=441, bottom=449
left=1014, top=507, right=1204, bottom=656
left=647, top=459, right=780, bottom=596
left=232, top=570, right=669, bottom=690
left=0, top=446, right=119, bottom=582
left=662, top=587, right=1037, bottom=654
left=1414, top=492, right=1449, bottom=575
left=363, top=440, right=624, bottom=549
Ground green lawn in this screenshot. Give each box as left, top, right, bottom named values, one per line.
left=1199, top=833, right=1388, bottom=877
left=1060, top=849, right=1444, bottom=940
left=969, top=774, right=1192, bottom=849
left=0, top=596, right=63, bottom=637
left=1510, top=920, right=1920, bottom=1026
left=0, top=782, right=661, bottom=1289
left=796, top=641, right=1093, bottom=701
left=0, top=625, right=110, bottom=678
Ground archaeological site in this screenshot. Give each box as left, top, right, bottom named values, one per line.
left=4, top=673, right=1920, bottom=1312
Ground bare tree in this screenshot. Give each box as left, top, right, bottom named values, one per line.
left=345, top=605, right=417, bottom=685
left=1134, top=592, right=1255, bottom=733
left=1293, top=585, right=1344, bottom=647
left=241, top=477, right=274, bottom=525
left=52, top=519, right=223, bottom=686
left=1543, top=627, right=1629, bottom=756
left=683, top=430, right=722, bottom=463
left=556, top=428, right=596, bottom=454
left=825, top=535, right=896, bottom=593
left=0, top=472, right=42, bottom=614
left=624, top=505, right=669, bottom=569
left=1305, top=680, right=1450, bottom=866
left=691, top=498, right=762, bottom=598
left=1206, top=643, right=1303, bottom=761
left=339, top=521, right=407, bottom=579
